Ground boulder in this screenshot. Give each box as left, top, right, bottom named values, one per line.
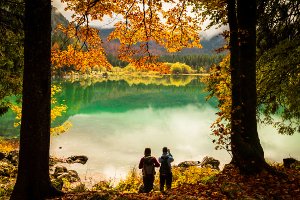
left=56, top=170, right=80, bottom=183
left=52, top=166, right=81, bottom=190
left=200, top=156, right=220, bottom=170
left=53, top=165, right=68, bottom=178
left=68, top=170, right=80, bottom=182
left=49, top=156, right=64, bottom=166
left=66, top=155, right=88, bottom=164
left=51, top=165, right=81, bottom=190
left=283, top=158, right=299, bottom=169
left=177, top=161, right=201, bottom=167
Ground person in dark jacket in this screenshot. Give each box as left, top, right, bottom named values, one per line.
left=158, top=147, right=174, bottom=192
left=138, top=147, right=160, bottom=193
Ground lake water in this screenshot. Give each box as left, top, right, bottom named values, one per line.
left=1, top=75, right=299, bottom=186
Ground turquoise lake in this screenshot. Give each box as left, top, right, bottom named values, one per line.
left=0, top=75, right=299, bottom=185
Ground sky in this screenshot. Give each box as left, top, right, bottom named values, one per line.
left=52, top=0, right=123, bottom=28
left=51, top=0, right=226, bottom=39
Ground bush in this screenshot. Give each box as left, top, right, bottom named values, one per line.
left=114, top=167, right=142, bottom=193
left=170, top=62, right=193, bottom=74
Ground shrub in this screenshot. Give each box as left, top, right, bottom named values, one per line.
left=114, top=167, right=142, bottom=193
left=170, top=62, right=193, bottom=74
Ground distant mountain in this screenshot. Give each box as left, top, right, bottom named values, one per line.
left=51, top=6, right=69, bottom=30
left=98, top=28, right=225, bottom=56
left=178, top=35, right=225, bottom=55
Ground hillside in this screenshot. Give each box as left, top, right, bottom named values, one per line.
left=51, top=6, right=69, bottom=29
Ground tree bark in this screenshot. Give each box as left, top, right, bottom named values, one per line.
left=228, top=0, right=267, bottom=173
left=10, top=0, right=62, bottom=199
left=226, top=0, right=242, bottom=163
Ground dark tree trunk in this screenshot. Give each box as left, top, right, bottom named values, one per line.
left=228, top=0, right=267, bottom=173
left=10, top=0, right=62, bottom=199
left=226, top=0, right=242, bottom=163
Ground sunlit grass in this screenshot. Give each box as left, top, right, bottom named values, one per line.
left=91, top=166, right=219, bottom=193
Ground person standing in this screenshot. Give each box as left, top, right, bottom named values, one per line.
left=139, top=148, right=160, bottom=193
left=158, top=147, right=174, bottom=192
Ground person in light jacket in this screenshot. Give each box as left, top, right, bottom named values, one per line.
left=158, top=147, right=174, bottom=192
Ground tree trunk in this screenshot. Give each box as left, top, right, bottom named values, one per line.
left=226, top=0, right=242, bottom=164
left=10, top=0, right=62, bottom=199
left=228, top=0, right=267, bottom=173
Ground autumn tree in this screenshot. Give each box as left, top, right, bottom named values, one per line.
left=192, top=0, right=269, bottom=172
left=228, top=0, right=267, bottom=173
left=51, top=23, right=112, bottom=74
left=10, top=0, right=62, bottom=199
left=199, top=0, right=299, bottom=173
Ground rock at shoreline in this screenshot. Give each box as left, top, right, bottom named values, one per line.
left=283, top=158, right=300, bottom=169
left=49, top=156, right=64, bottom=166
left=56, top=170, right=80, bottom=183
left=53, top=166, right=81, bottom=182
left=178, top=161, right=201, bottom=167
left=200, top=156, right=220, bottom=170
left=54, top=165, right=68, bottom=178
left=66, top=155, right=88, bottom=164
left=0, top=150, right=89, bottom=166
left=177, top=156, right=220, bottom=170
left=52, top=165, right=81, bottom=190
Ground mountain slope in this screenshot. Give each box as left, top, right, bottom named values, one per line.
left=51, top=6, right=69, bottom=29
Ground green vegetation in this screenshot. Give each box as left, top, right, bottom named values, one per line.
left=257, top=37, right=300, bottom=135
left=255, top=0, right=300, bottom=135
left=106, top=54, right=224, bottom=73
left=0, top=0, right=24, bottom=116
left=158, top=54, right=224, bottom=72
left=55, top=62, right=205, bottom=78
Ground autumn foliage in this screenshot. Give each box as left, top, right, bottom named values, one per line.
left=9, top=85, right=71, bottom=135
left=51, top=0, right=203, bottom=73
left=201, top=54, right=232, bottom=152
left=51, top=24, right=112, bottom=73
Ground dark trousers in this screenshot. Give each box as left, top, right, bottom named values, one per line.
left=160, top=173, right=172, bottom=191
left=143, top=175, right=154, bottom=193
